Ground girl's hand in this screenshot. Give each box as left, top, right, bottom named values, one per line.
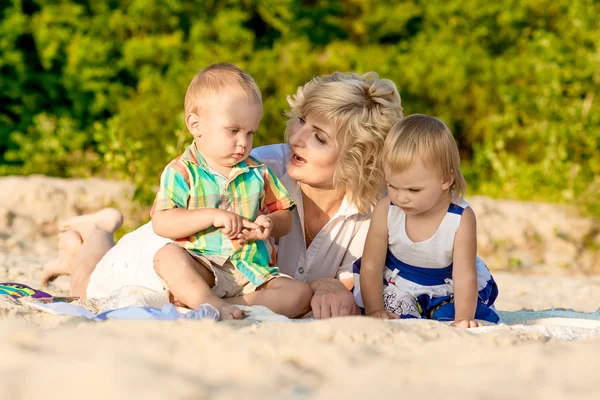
left=451, top=319, right=482, bottom=328
left=367, top=309, right=400, bottom=320
left=237, top=215, right=272, bottom=243
left=213, top=210, right=258, bottom=239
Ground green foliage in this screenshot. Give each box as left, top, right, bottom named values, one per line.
left=1, top=0, right=599, bottom=213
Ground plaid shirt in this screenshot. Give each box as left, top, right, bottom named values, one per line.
left=151, top=143, right=295, bottom=287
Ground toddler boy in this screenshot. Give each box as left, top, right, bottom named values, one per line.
left=151, top=63, right=312, bottom=320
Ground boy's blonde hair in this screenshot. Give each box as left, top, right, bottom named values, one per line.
left=383, top=114, right=466, bottom=199
left=286, top=72, right=403, bottom=212
left=184, top=63, right=262, bottom=115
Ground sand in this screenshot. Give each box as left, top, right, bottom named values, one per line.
left=1, top=296, right=599, bottom=399
left=1, top=175, right=599, bottom=399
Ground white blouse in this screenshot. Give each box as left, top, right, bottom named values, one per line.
left=251, top=144, right=371, bottom=282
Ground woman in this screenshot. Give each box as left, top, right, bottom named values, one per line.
left=42, top=71, right=403, bottom=319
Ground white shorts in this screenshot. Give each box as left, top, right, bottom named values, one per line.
left=87, top=222, right=172, bottom=299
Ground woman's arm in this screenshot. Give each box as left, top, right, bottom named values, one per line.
left=451, top=206, right=480, bottom=327
left=251, top=144, right=289, bottom=179
left=306, top=216, right=367, bottom=319
left=267, top=209, right=292, bottom=237
left=307, top=199, right=389, bottom=319
left=359, top=198, right=394, bottom=317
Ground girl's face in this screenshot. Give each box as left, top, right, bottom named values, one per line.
left=385, top=159, right=453, bottom=216
left=287, top=114, right=339, bottom=189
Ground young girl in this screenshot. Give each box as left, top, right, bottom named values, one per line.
left=353, top=114, right=499, bottom=328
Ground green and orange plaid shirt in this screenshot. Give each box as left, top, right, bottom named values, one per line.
left=151, top=143, right=295, bottom=287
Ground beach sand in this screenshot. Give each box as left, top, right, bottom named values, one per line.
left=1, top=176, right=599, bottom=399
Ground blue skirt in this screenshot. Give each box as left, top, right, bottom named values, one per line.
left=353, top=252, right=500, bottom=323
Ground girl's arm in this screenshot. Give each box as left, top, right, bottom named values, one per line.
left=451, top=206, right=480, bottom=327
left=360, top=197, right=396, bottom=318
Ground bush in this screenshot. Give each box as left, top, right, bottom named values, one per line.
left=1, top=0, right=599, bottom=212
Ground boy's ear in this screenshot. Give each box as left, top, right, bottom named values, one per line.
left=185, top=113, right=202, bottom=137
left=441, top=173, right=454, bottom=191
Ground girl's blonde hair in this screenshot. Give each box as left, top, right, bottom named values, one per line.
left=286, top=72, right=403, bottom=212
left=383, top=114, right=466, bottom=199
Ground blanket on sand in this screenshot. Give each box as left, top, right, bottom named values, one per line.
left=4, top=285, right=598, bottom=340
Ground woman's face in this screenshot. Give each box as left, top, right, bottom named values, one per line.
left=287, top=114, right=339, bottom=189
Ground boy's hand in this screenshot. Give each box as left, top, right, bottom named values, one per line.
left=237, top=215, right=272, bottom=244
left=254, top=215, right=273, bottom=238
left=451, top=319, right=482, bottom=328
left=366, top=309, right=400, bottom=320
left=213, top=210, right=258, bottom=240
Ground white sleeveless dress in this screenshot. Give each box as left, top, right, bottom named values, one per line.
left=353, top=198, right=499, bottom=322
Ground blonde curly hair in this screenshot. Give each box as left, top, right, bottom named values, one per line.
left=286, top=72, right=403, bottom=212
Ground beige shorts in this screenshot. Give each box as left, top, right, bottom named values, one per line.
left=189, top=253, right=287, bottom=298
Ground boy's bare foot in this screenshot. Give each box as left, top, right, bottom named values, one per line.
left=58, top=208, right=124, bottom=238
left=217, top=301, right=244, bottom=320
left=40, top=230, right=83, bottom=286
left=172, top=292, right=243, bottom=320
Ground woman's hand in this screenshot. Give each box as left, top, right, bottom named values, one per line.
left=309, top=278, right=359, bottom=319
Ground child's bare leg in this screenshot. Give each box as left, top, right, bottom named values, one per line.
left=153, top=244, right=243, bottom=320
left=226, top=278, right=312, bottom=318
left=40, top=230, right=83, bottom=286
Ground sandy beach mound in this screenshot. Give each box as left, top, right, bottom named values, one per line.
left=0, top=316, right=598, bottom=399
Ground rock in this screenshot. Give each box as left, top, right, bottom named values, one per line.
left=0, top=175, right=137, bottom=236
left=470, top=196, right=600, bottom=274
left=0, top=175, right=145, bottom=259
